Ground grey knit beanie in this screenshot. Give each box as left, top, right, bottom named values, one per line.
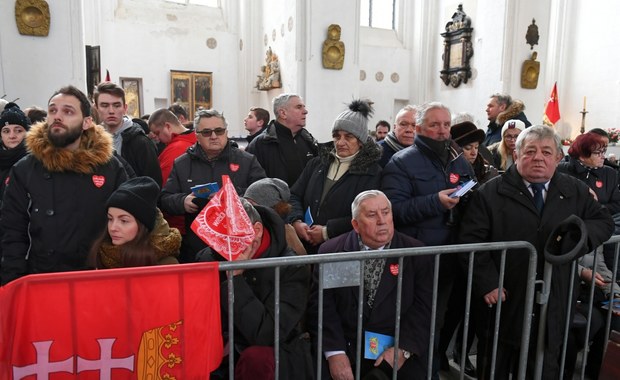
left=331, top=99, right=374, bottom=142
left=244, top=178, right=290, bottom=208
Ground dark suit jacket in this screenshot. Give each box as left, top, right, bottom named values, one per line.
left=308, top=229, right=433, bottom=378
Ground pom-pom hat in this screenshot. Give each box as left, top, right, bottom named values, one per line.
left=0, top=102, right=31, bottom=131
left=332, top=99, right=374, bottom=142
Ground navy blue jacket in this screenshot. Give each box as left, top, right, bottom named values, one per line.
left=381, top=137, right=475, bottom=246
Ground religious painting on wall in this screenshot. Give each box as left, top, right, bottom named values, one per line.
left=170, top=71, right=212, bottom=120
left=120, top=77, right=142, bottom=118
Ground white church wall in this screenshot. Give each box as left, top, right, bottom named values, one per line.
left=0, top=0, right=86, bottom=109
left=86, top=0, right=244, bottom=134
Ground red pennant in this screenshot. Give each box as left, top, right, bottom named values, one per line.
left=92, top=175, right=105, bottom=188
left=543, top=82, right=561, bottom=125
left=191, top=175, right=255, bottom=261
left=449, top=173, right=460, bottom=184
left=389, top=264, right=399, bottom=276
left=105, top=69, right=111, bottom=82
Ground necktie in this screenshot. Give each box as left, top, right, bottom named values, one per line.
left=531, top=183, right=545, bottom=213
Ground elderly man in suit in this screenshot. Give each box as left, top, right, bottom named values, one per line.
left=308, top=190, right=433, bottom=379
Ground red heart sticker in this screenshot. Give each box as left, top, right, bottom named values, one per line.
left=229, top=163, right=240, bottom=172
left=92, top=175, right=105, bottom=188
left=449, top=173, right=460, bottom=184
left=596, top=180, right=603, bottom=188
left=389, top=264, right=399, bottom=276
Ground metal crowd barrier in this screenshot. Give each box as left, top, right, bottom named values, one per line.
left=217, top=236, right=620, bottom=380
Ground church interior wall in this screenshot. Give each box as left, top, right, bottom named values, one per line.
left=0, top=0, right=616, bottom=143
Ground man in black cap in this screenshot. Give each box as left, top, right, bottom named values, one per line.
left=0, top=85, right=128, bottom=285
left=458, top=125, right=613, bottom=379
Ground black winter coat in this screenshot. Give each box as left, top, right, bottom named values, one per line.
left=289, top=140, right=382, bottom=248
left=160, top=142, right=266, bottom=256
left=247, top=120, right=318, bottom=187
left=1, top=124, right=128, bottom=285
left=458, top=166, right=613, bottom=377
left=199, top=205, right=312, bottom=379
left=119, top=124, right=162, bottom=186
left=557, top=157, right=620, bottom=214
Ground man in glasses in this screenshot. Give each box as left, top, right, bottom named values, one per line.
left=247, top=93, right=318, bottom=187
left=160, top=109, right=266, bottom=262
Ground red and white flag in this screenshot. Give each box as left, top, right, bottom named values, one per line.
left=543, top=82, right=561, bottom=126
left=0, top=263, right=223, bottom=379
left=191, top=175, right=255, bottom=261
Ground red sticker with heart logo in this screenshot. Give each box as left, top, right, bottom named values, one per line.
left=596, top=180, right=603, bottom=188
left=92, top=175, right=105, bottom=188
left=449, top=173, right=460, bottom=184
left=389, top=264, right=399, bottom=276
left=229, top=163, right=240, bottom=172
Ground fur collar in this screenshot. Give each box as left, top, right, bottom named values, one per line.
left=98, top=211, right=181, bottom=268
left=26, top=122, right=114, bottom=174
left=497, top=100, right=526, bottom=126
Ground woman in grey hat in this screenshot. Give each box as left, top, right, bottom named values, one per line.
left=288, top=99, right=382, bottom=253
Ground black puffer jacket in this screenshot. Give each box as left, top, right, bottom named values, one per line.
left=289, top=139, right=382, bottom=248
left=119, top=123, right=162, bottom=186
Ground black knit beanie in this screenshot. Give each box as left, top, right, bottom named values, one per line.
left=107, top=177, right=160, bottom=231
left=0, top=103, right=31, bottom=131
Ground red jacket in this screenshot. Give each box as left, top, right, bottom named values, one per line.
left=159, top=131, right=196, bottom=233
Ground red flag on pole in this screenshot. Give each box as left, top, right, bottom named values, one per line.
left=0, top=263, right=223, bottom=379
left=543, top=82, right=561, bottom=126
left=105, top=69, right=111, bottom=82
left=191, top=175, right=256, bottom=261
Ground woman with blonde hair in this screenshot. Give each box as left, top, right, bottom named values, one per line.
left=488, top=119, right=525, bottom=171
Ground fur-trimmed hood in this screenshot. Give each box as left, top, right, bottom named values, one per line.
left=26, top=121, right=114, bottom=174
left=319, top=137, right=382, bottom=174
left=497, top=100, right=527, bottom=126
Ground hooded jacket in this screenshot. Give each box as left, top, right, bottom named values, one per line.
left=116, top=117, right=162, bottom=186
left=1, top=122, right=128, bottom=285
left=289, top=139, right=382, bottom=249
left=483, top=100, right=532, bottom=146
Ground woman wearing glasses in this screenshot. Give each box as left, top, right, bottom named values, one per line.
left=488, top=119, right=526, bottom=171
left=160, top=109, right=266, bottom=262
left=557, top=131, right=620, bottom=379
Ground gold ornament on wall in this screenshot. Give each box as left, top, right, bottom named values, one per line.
left=526, top=19, right=539, bottom=50
left=15, top=0, right=50, bottom=37
left=521, top=51, right=540, bottom=89
left=322, top=24, right=345, bottom=70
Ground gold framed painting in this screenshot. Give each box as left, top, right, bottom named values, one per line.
left=120, top=77, right=142, bottom=118
left=170, top=70, right=212, bottom=120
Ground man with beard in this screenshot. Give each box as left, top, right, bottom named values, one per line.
left=94, top=82, right=162, bottom=186
left=0, top=85, right=128, bottom=285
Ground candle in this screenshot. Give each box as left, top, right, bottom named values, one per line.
left=583, top=96, right=587, bottom=110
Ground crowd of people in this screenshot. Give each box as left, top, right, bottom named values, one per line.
left=0, top=85, right=617, bottom=379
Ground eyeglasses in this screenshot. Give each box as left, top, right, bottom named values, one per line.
left=592, top=150, right=607, bottom=157
left=196, top=128, right=227, bottom=137
left=504, top=135, right=520, bottom=141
